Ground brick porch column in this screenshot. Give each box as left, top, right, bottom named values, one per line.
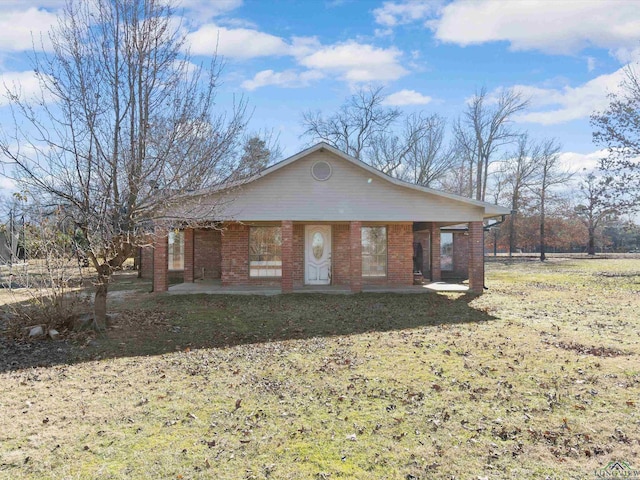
left=153, top=233, right=169, bottom=292
left=281, top=220, right=294, bottom=293
left=349, top=221, right=362, bottom=293
left=468, top=221, right=485, bottom=293
left=430, top=223, right=441, bottom=282
left=184, top=228, right=195, bottom=283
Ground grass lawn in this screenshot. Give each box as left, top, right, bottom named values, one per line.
left=1, top=258, right=639, bottom=479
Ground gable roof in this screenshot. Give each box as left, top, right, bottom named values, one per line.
left=175, top=142, right=510, bottom=221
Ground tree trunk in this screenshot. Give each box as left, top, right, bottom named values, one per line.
left=539, top=196, right=546, bottom=262
left=509, top=210, right=516, bottom=257
left=539, top=218, right=546, bottom=261
left=94, top=274, right=109, bottom=331
left=587, top=227, right=596, bottom=255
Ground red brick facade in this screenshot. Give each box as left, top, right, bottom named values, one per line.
left=281, top=221, right=294, bottom=293
left=332, top=224, right=350, bottom=286
left=140, top=245, right=154, bottom=279
left=430, top=224, right=441, bottom=282
left=349, top=221, right=363, bottom=292
left=220, top=223, right=250, bottom=285
left=413, top=230, right=430, bottom=276
left=468, top=221, right=485, bottom=293
left=438, top=231, right=469, bottom=280
left=194, top=229, right=222, bottom=280
left=184, top=228, right=194, bottom=283
left=153, top=235, right=168, bottom=292
left=386, top=224, right=414, bottom=286
left=452, top=232, right=469, bottom=279
left=293, top=224, right=305, bottom=287
left=148, top=220, right=485, bottom=293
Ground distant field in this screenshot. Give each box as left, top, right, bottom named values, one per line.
left=1, top=258, right=639, bottom=479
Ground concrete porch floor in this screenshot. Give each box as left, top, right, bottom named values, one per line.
left=168, top=279, right=469, bottom=295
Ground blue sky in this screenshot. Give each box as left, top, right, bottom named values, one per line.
left=2, top=0, right=640, bottom=181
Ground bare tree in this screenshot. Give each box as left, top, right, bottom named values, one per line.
left=528, top=139, right=572, bottom=261
left=365, top=113, right=439, bottom=178
left=302, top=87, right=401, bottom=161
left=574, top=173, right=619, bottom=255
left=592, top=64, right=640, bottom=210
left=500, top=134, right=540, bottom=256
left=0, top=0, right=248, bottom=330
left=303, top=91, right=456, bottom=187
left=454, top=87, right=529, bottom=201
left=401, top=114, right=455, bottom=187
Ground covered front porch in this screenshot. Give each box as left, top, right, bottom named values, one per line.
left=147, top=220, right=485, bottom=295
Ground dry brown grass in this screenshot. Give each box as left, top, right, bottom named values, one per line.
left=1, top=258, right=639, bottom=479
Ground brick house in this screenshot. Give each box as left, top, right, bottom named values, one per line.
left=144, top=143, right=509, bottom=293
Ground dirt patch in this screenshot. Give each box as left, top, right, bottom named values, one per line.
left=0, top=337, right=77, bottom=371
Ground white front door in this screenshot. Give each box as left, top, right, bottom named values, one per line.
left=305, top=225, right=331, bottom=285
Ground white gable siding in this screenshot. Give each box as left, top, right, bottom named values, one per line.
left=186, top=150, right=485, bottom=222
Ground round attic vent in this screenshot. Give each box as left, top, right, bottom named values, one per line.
left=311, top=161, right=332, bottom=181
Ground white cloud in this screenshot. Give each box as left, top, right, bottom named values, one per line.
left=558, top=150, right=606, bottom=174
left=512, top=67, right=626, bottom=125
left=373, top=1, right=441, bottom=27
left=241, top=69, right=325, bottom=91
left=237, top=38, right=408, bottom=90
left=432, top=0, right=640, bottom=57
left=612, top=46, right=640, bottom=64
left=289, top=36, right=322, bottom=59
left=586, top=57, right=596, bottom=73
left=0, top=7, right=58, bottom=53
left=0, top=1, right=65, bottom=10
left=187, top=24, right=291, bottom=58
left=382, top=89, right=432, bottom=106
left=179, top=0, right=242, bottom=22
left=186, top=25, right=408, bottom=88
left=300, top=41, right=407, bottom=83
left=0, top=70, right=48, bottom=106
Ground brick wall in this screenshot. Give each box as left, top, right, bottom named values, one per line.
left=216, top=221, right=450, bottom=289
left=220, top=222, right=283, bottom=287
left=184, top=228, right=194, bottom=283
left=387, top=223, right=413, bottom=286
left=468, top=221, right=485, bottom=293
left=194, top=229, right=222, bottom=279
left=412, top=230, right=431, bottom=277
left=332, top=224, right=350, bottom=286
left=221, top=223, right=249, bottom=285
left=140, top=246, right=153, bottom=279
left=293, top=224, right=304, bottom=287
left=430, top=224, right=442, bottom=282
left=442, top=232, right=469, bottom=280
left=349, top=221, right=362, bottom=292
left=362, top=223, right=413, bottom=286
left=281, top=221, right=294, bottom=293
left=153, top=235, right=168, bottom=292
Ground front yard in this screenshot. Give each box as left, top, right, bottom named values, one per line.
left=1, top=259, right=639, bottom=479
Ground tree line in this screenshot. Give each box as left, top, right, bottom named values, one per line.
left=301, top=83, right=640, bottom=257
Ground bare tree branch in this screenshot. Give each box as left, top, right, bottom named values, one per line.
left=0, top=0, right=249, bottom=329
left=454, top=87, right=529, bottom=201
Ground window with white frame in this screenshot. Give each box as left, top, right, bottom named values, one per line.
left=168, top=230, right=184, bottom=270
left=362, top=226, right=387, bottom=277
left=249, top=226, right=282, bottom=277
